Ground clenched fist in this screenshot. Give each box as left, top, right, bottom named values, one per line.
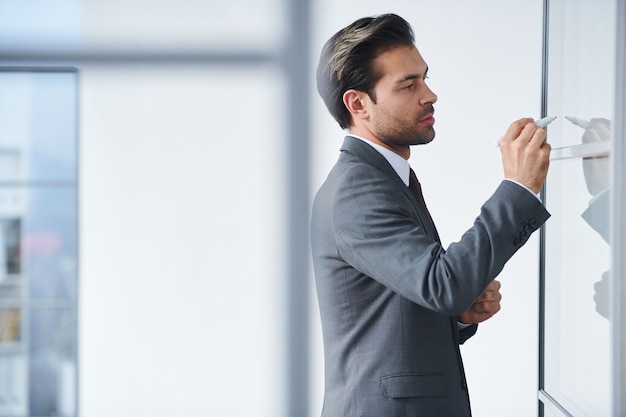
left=458, top=280, right=502, bottom=324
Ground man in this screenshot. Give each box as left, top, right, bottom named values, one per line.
left=311, top=14, right=551, bottom=417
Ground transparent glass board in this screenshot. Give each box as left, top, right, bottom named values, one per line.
left=544, top=157, right=611, bottom=416
left=545, top=0, right=615, bottom=150
left=541, top=0, right=616, bottom=415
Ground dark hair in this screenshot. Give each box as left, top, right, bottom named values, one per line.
left=316, top=14, right=416, bottom=129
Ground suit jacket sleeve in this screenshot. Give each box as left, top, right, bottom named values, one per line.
left=459, top=323, right=478, bottom=344
left=331, top=163, right=550, bottom=316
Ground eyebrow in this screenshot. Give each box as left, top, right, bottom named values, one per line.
left=396, top=66, right=429, bottom=84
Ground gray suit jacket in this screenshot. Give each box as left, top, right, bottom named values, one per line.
left=311, top=136, right=550, bottom=417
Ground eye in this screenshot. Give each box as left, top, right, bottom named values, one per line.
left=403, top=83, right=414, bottom=91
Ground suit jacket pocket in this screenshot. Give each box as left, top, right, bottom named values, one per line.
left=381, top=373, right=446, bottom=399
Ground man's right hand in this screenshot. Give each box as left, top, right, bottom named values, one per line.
left=499, top=118, right=551, bottom=194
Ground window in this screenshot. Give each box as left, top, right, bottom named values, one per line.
left=0, top=69, right=78, bottom=417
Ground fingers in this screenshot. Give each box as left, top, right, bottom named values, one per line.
left=486, top=279, right=501, bottom=291
left=459, top=280, right=504, bottom=324
left=500, top=118, right=550, bottom=157
left=471, top=297, right=501, bottom=316
left=501, top=118, right=548, bottom=146
left=500, top=117, right=534, bottom=145
left=509, top=119, right=547, bottom=147
left=476, top=280, right=501, bottom=301
left=500, top=117, right=551, bottom=193
left=472, top=280, right=502, bottom=314
left=528, top=125, right=548, bottom=149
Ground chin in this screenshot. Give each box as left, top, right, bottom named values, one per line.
left=412, top=133, right=435, bottom=146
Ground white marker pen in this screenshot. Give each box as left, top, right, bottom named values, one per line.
left=495, top=116, right=557, bottom=146
left=534, top=115, right=558, bottom=128
left=565, top=115, right=591, bottom=129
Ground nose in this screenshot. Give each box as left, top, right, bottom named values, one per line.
left=421, top=84, right=437, bottom=106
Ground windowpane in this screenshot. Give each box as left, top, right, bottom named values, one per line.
left=0, top=72, right=77, bottom=182
left=0, top=187, right=77, bottom=303
left=28, top=307, right=76, bottom=417
left=25, top=187, right=78, bottom=301
left=0, top=71, right=78, bottom=417
left=0, top=0, right=80, bottom=52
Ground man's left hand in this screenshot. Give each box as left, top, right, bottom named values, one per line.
left=458, top=280, right=502, bottom=324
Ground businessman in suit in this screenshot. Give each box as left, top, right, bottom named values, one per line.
left=311, top=14, right=551, bottom=417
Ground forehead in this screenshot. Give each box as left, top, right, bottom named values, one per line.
left=373, top=45, right=427, bottom=82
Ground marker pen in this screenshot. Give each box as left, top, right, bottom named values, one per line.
left=534, top=115, right=558, bottom=128
left=495, top=116, right=557, bottom=146
left=565, top=115, right=591, bottom=129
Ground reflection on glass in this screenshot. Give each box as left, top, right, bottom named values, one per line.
left=546, top=0, right=616, bottom=149
left=544, top=155, right=611, bottom=416
left=542, top=0, right=616, bottom=415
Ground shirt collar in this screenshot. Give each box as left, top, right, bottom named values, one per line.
left=347, top=134, right=411, bottom=186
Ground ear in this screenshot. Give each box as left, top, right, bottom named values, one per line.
left=342, top=89, right=370, bottom=122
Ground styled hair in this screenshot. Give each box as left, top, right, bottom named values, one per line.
left=316, top=14, right=416, bottom=129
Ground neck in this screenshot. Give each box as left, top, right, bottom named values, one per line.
left=348, top=128, right=411, bottom=160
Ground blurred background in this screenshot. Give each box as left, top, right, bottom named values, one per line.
left=0, top=1, right=553, bottom=416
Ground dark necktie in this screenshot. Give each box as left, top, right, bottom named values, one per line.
left=408, top=168, right=437, bottom=239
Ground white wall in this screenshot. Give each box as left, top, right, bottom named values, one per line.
left=311, top=2, right=544, bottom=416
left=79, top=65, right=289, bottom=417
left=77, top=1, right=544, bottom=416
